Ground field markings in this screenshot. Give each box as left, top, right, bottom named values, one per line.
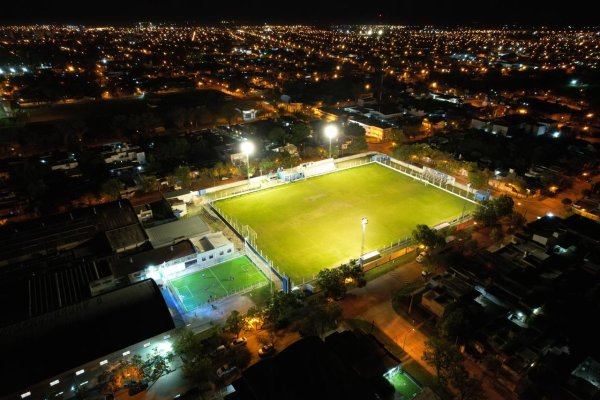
left=208, top=267, right=229, bottom=296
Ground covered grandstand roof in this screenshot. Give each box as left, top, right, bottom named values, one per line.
left=0, top=279, right=175, bottom=397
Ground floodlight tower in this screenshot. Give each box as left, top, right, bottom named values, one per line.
left=241, top=140, right=255, bottom=185
left=360, top=217, right=368, bottom=266
left=324, top=124, right=338, bottom=159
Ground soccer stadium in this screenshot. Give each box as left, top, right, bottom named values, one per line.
left=213, top=160, right=476, bottom=284
left=168, top=256, right=268, bottom=312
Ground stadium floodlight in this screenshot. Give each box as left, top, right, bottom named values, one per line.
left=324, top=124, right=338, bottom=159
left=240, top=140, right=255, bottom=184
left=360, top=217, right=368, bottom=266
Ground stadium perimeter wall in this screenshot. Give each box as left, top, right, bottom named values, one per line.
left=204, top=152, right=479, bottom=287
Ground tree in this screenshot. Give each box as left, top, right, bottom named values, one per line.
left=316, top=268, right=346, bottom=299
left=474, top=195, right=514, bottom=228
left=347, top=136, right=367, bottom=152
left=423, top=337, right=464, bottom=386
left=506, top=211, right=526, bottom=233
left=299, top=297, right=342, bottom=337
left=173, top=165, right=192, bottom=189
left=448, top=363, right=486, bottom=400
left=268, top=127, right=287, bottom=145
left=437, top=305, right=471, bottom=340
left=494, top=195, right=514, bottom=217
left=101, top=178, right=124, bottom=200
left=289, top=123, right=311, bottom=146
left=142, top=353, right=173, bottom=384
left=264, top=291, right=304, bottom=328
left=468, top=168, right=490, bottom=190
left=181, top=356, right=214, bottom=387
left=174, top=328, right=214, bottom=387
left=390, top=128, right=406, bottom=144
left=226, top=310, right=244, bottom=338
left=173, top=328, right=204, bottom=361
left=474, top=200, right=498, bottom=227
left=140, top=176, right=159, bottom=193
left=339, top=261, right=366, bottom=288
left=345, top=122, right=366, bottom=137
left=412, top=224, right=445, bottom=249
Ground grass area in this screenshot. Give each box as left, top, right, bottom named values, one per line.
left=170, top=256, right=268, bottom=312
left=215, top=163, right=474, bottom=284
left=365, top=252, right=414, bottom=282
left=385, top=369, right=422, bottom=399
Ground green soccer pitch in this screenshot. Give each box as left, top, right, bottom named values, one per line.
left=215, top=163, right=476, bottom=284
left=385, top=369, right=422, bottom=399
left=169, top=256, right=268, bottom=312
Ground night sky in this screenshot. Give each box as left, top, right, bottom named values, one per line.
left=1, top=0, right=597, bottom=25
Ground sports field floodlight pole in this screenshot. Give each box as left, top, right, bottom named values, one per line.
left=241, top=140, right=255, bottom=186
left=360, top=217, right=368, bottom=267
left=324, top=124, right=338, bottom=159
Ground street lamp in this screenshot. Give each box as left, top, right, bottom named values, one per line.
left=403, top=328, right=416, bottom=350
left=324, top=124, right=338, bottom=159
left=240, top=140, right=255, bottom=185
left=360, top=217, right=368, bottom=266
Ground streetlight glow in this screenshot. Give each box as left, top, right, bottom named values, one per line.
left=324, top=124, right=338, bottom=158
left=240, top=140, right=255, bottom=156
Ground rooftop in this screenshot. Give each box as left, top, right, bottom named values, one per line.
left=144, top=216, right=210, bottom=248
left=0, top=279, right=174, bottom=397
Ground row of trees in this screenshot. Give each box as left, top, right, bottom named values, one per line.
left=315, top=260, right=367, bottom=299
left=393, top=143, right=492, bottom=189
left=424, top=338, right=485, bottom=400
left=98, top=352, right=173, bottom=393
left=173, top=327, right=252, bottom=391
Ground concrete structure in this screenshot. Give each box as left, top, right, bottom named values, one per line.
left=144, top=217, right=210, bottom=249
left=0, top=280, right=175, bottom=400
left=348, top=115, right=395, bottom=142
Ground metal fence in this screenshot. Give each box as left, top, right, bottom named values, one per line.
left=204, top=151, right=478, bottom=288
left=375, top=158, right=479, bottom=203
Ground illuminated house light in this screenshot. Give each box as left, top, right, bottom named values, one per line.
left=99, top=360, right=108, bottom=366
left=123, top=351, right=131, bottom=356
left=75, top=369, right=84, bottom=376
left=50, top=380, right=60, bottom=387
left=21, top=392, right=31, bottom=399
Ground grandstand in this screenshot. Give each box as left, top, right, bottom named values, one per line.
left=298, top=158, right=336, bottom=177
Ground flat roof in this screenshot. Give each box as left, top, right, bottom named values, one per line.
left=145, top=217, right=210, bottom=248
left=114, top=239, right=196, bottom=277
left=0, top=279, right=174, bottom=397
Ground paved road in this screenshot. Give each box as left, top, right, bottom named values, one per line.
left=339, top=260, right=515, bottom=400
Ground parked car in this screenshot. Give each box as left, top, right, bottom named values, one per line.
left=416, top=251, right=427, bottom=263
left=127, top=382, right=148, bottom=396
left=421, top=270, right=432, bottom=278
left=216, top=364, right=237, bottom=378
left=210, top=344, right=227, bottom=357
left=230, top=337, right=247, bottom=347
left=258, top=343, right=275, bottom=357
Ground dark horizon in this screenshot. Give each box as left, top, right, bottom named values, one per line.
left=1, top=0, right=598, bottom=26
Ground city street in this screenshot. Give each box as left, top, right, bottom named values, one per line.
left=340, top=260, right=515, bottom=400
